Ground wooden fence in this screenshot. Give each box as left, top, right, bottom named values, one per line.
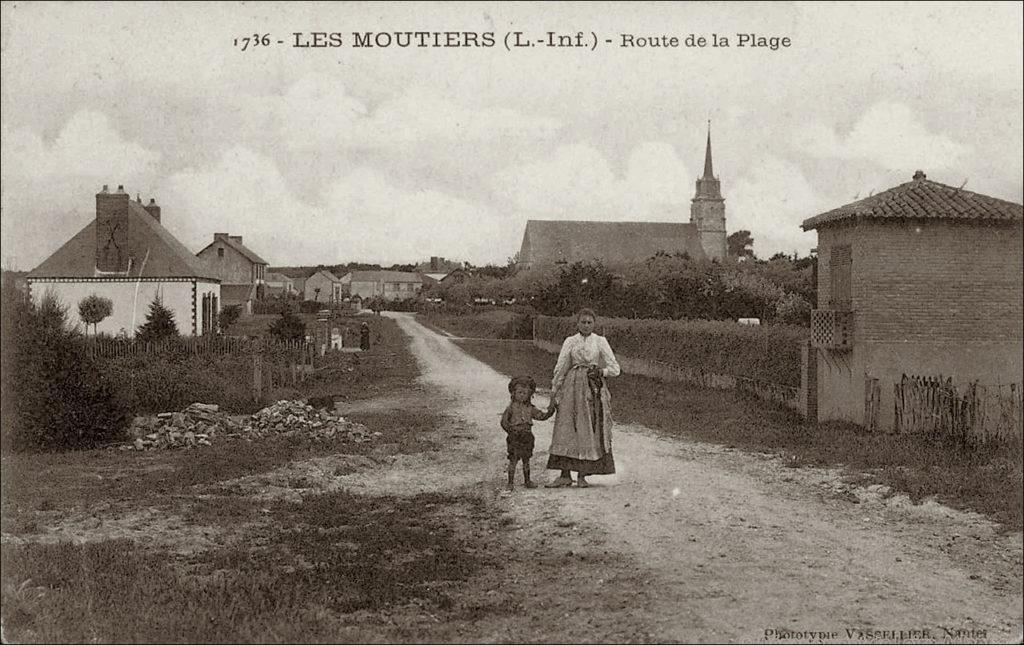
left=85, top=337, right=313, bottom=359
left=893, top=374, right=1023, bottom=445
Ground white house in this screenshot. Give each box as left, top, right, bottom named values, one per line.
left=26, top=185, right=221, bottom=337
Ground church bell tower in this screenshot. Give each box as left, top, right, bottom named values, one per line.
left=690, top=124, right=727, bottom=261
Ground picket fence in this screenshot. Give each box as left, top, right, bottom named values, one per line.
left=84, top=336, right=313, bottom=359
left=893, top=374, right=1023, bottom=445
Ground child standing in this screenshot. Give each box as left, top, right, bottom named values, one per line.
left=501, top=376, right=556, bottom=491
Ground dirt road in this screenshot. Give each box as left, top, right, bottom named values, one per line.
left=373, top=313, right=1022, bottom=644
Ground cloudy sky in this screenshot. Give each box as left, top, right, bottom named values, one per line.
left=2, top=1, right=1021, bottom=269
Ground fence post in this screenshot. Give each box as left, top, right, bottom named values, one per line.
left=253, top=348, right=263, bottom=403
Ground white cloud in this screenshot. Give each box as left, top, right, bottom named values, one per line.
left=161, top=147, right=329, bottom=262
left=361, top=86, right=561, bottom=148
left=1, top=111, right=160, bottom=181
left=161, top=149, right=504, bottom=266
left=490, top=142, right=693, bottom=220
left=323, top=167, right=502, bottom=265
left=728, top=155, right=823, bottom=257
left=795, top=101, right=968, bottom=171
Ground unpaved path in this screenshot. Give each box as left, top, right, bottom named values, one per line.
left=380, top=312, right=1022, bottom=644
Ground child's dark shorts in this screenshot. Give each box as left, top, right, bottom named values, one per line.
left=506, top=430, right=535, bottom=460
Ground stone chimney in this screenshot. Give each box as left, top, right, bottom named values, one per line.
left=912, top=170, right=927, bottom=181
left=144, top=198, right=161, bottom=223
left=96, top=184, right=131, bottom=272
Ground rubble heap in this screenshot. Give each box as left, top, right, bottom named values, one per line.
left=124, top=403, right=241, bottom=451
left=238, top=400, right=372, bottom=442
left=123, top=400, right=374, bottom=450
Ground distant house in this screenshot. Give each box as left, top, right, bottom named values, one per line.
left=264, top=271, right=296, bottom=297
left=439, top=267, right=472, bottom=284
left=801, top=170, right=1023, bottom=428
left=517, top=129, right=727, bottom=268
left=27, top=185, right=220, bottom=337
left=340, top=270, right=423, bottom=301
left=196, top=233, right=268, bottom=314
left=304, top=269, right=342, bottom=303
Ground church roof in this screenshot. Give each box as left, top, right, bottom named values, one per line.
left=28, top=200, right=217, bottom=280
left=519, top=220, right=706, bottom=267
left=802, top=172, right=1023, bottom=230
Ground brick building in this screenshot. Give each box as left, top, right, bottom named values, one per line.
left=196, top=233, right=268, bottom=314
left=27, top=185, right=221, bottom=337
left=801, top=171, right=1023, bottom=427
left=516, top=127, right=727, bottom=269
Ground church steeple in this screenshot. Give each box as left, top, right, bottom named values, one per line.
left=693, top=122, right=722, bottom=200
left=703, top=121, right=715, bottom=179
left=690, top=121, right=727, bottom=261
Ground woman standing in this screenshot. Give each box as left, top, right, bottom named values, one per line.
left=545, top=308, right=621, bottom=488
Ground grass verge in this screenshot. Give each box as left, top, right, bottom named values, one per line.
left=454, top=339, right=1024, bottom=531
left=2, top=316, right=502, bottom=643
left=1, top=492, right=504, bottom=643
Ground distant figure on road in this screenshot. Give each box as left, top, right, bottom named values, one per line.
left=545, top=308, right=621, bottom=488
left=501, top=376, right=555, bottom=491
left=360, top=322, right=370, bottom=351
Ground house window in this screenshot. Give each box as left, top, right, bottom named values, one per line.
left=217, top=247, right=224, bottom=258
left=829, top=245, right=852, bottom=310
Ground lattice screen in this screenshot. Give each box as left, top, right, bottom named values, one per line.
left=811, top=309, right=852, bottom=349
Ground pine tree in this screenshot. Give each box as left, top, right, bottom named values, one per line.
left=136, top=295, right=179, bottom=343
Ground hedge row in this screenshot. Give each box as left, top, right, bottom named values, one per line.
left=535, top=315, right=808, bottom=387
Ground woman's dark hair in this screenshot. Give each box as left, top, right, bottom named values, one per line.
left=576, top=308, right=597, bottom=321
left=508, top=375, right=537, bottom=398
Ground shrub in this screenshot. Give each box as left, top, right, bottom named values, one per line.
left=136, top=295, right=179, bottom=343
left=77, top=294, right=113, bottom=336
left=535, top=314, right=807, bottom=387
left=219, top=304, right=242, bottom=333
left=1, top=288, right=129, bottom=451
left=269, top=308, right=306, bottom=342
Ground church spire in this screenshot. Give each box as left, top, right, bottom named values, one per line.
left=703, top=120, right=714, bottom=179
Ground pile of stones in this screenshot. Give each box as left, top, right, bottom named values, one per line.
left=123, top=400, right=374, bottom=451
left=124, top=403, right=240, bottom=451
left=237, top=400, right=373, bottom=442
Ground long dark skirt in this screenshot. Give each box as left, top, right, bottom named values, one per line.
left=546, top=452, right=616, bottom=475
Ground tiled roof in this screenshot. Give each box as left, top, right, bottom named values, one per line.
left=519, top=220, right=706, bottom=267
left=197, top=235, right=268, bottom=265
left=29, top=201, right=217, bottom=279
left=310, top=269, right=341, bottom=282
left=802, top=174, right=1023, bottom=230
left=265, top=272, right=293, bottom=284
left=347, top=271, right=423, bottom=283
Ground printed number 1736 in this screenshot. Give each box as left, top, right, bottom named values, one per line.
left=234, top=34, right=272, bottom=51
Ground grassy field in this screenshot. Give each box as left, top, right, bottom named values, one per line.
left=0, top=319, right=512, bottom=643
left=455, top=339, right=1024, bottom=531
left=417, top=309, right=519, bottom=339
